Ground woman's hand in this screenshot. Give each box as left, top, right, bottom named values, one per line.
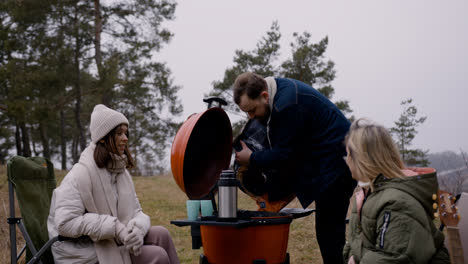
left=115, top=221, right=129, bottom=245
left=125, top=221, right=145, bottom=256
left=348, top=255, right=356, bottom=264
left=235, top=140, right=252, bottom=166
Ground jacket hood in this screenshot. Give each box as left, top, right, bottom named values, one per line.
left=373, top=167, right=438, bottom=219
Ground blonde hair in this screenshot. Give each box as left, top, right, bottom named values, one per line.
left=345, top=118, right=405, bottom=188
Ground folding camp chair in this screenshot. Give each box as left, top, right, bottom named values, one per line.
left=7, top=156, right=58, bottom=264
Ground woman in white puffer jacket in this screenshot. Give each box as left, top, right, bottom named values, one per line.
left=48, top=104, right=179, bottom=264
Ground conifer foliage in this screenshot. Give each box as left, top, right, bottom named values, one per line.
left=0, top=0, right=182, bottom=174
left=209, top=21, right=353, bottom=135
left=390, top=98, right=429, bottom=166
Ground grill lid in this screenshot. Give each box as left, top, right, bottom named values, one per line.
left=171, top=107, right=232, bottom=199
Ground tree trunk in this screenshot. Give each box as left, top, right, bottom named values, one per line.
left=93, top=0, right=111, bottom=105
left=73, top=3, right=86, bottom=152
left=74, top=64, right=86, bottom=152
left=94, top=0, right=102, bottom=77
left=401, top=140, right=405, bottom=162
left=32, top=137, right=38, bottom=156
left=19, top=121, right=31, bottom=157
left=60, top=110, right=67, bottom=170
left=15, top=120, right=22, bottom=155
left=72, top=133, right=79, bottom=164
left=39, top=122, right=50, bottom=159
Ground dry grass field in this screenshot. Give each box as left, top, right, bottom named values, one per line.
left=0, top=165, right=323, bottom=264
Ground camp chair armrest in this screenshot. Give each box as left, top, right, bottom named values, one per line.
left=26, top=236, right=59, bottom=264
left=58, top=235, right=91, bottom=242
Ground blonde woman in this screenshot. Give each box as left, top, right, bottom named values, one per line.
left=343, top=118, right=449, bottom=264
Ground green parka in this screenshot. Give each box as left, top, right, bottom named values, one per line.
left=343, top=169, right=450, bottom=263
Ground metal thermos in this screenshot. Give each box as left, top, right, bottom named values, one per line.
left=217, top=170, right=238, bottom=219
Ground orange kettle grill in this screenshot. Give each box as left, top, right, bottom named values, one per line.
left=170, top=97, right=313, bottom=264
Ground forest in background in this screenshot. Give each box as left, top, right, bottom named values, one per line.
left=0, top=0, right=182, bottom=175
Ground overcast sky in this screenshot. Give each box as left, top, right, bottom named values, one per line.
left=159, top=0, right=468, bottom=154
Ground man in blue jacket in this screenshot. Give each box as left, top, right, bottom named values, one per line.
left=234, top=72, right=356, bottom=264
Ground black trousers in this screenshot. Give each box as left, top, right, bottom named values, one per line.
left=315, top=174, right=356, bottom=264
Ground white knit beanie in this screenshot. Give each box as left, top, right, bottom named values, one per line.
left=89, top=104, right=129, bottom=143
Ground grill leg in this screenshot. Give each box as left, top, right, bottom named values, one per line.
left=199, top=254, right=209, bottom=264
left=191, top=225, right=202, bottom=249
left=199, top=252, right=290, bottom=264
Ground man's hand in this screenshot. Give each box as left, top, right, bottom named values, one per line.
left=235, top=140, right=252, bottom=166
left=348, top=256, right=356, bottom=264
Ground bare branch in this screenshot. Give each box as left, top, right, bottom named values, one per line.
left=460, top=148, right=468, bottom=169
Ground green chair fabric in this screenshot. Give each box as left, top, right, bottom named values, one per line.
left=7, top=156, right=56, bottom=264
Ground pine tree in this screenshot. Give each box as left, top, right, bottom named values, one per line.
left=210, top=21, right=281, bottom=112
left=281, top=32, right=353, bottom=120
left=208, top=21, right=281, bottom=135
left=0, top=0, right=182, bottom=173
left=93, top=0, right=182, bottom=174
left=209, top=21, right=353, bottom=135
left=390, top=98, right=429, bottom=166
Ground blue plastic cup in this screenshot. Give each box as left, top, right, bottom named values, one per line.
left=186, top=200, right=201, bottom=220
left=201, top=200, right=214, bottom=216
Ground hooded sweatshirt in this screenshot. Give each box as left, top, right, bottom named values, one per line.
left=343, top=167, right=450, bottom=263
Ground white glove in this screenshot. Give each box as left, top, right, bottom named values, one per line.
left=115, top=221, right=129, bottom=245
left=124, top=221, right=145, bottom=255
left=131, top=245, right=142, bottom=256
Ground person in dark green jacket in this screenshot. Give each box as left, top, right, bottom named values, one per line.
left=343, top=118, right=450, bottom=264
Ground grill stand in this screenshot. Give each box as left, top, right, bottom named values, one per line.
left=199, top=253, right=290, bottom=264
left=172, top=209, right=315, bottom=264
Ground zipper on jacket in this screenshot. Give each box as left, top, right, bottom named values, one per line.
left=379, top=211, right=391, bottom=248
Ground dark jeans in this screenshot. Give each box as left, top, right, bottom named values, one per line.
left=315, top=174, right=356, bottom=264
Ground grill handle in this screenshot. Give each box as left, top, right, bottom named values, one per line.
left=203, top=97, right=227, bottom=109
